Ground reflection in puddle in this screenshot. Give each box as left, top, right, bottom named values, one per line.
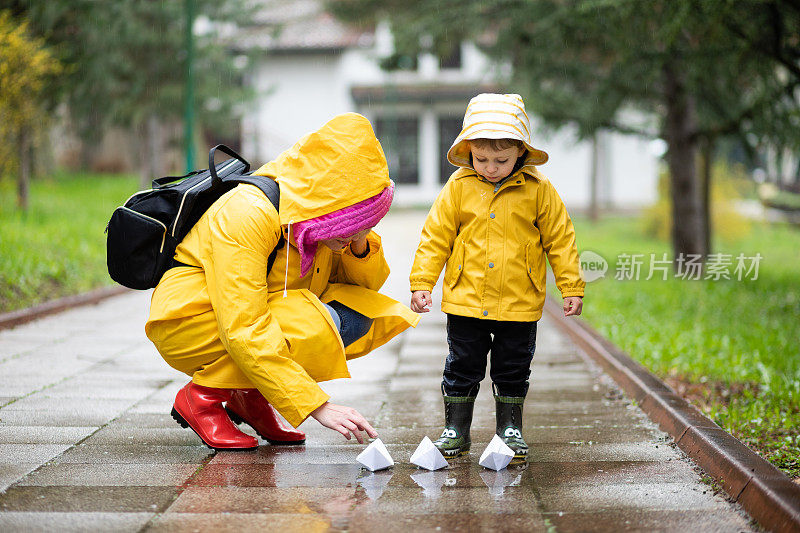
left=410, top=469, right=457, bottom=499
left=479, top=465, right=524, bottom=499
left=356, top=469, right=394, bottom=500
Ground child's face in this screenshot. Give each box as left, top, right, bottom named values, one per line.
left=469, top=144, right=525, bottom=183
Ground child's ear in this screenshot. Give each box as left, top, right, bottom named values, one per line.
left=518, top=146, right=526, bottom=157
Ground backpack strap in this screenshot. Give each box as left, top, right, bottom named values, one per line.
left=229, top=175, right=279, bottom=212
left=230, top=175, right=282, bottom=274
left=172, top=175, right=284, bottom=274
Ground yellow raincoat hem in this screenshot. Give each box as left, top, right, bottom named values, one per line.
left=441, top=301, right=544, bottom=322
left=191, top=376, right=256, bottom=389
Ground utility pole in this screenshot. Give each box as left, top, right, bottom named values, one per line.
left=184, top=0, right=196, bottom=173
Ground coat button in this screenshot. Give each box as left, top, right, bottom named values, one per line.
left=458, top=264, right=462, bottom=270
left=483, top=310, right=488, bottom=316
left=490, top=213, right=495, bottom=219
left=489, top=262, right=494, bottom=268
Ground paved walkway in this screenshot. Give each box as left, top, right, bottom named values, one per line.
left=0, top=211, right=754, bottom=531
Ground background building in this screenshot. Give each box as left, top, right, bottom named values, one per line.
left=239, top=0, right=659, bottom=210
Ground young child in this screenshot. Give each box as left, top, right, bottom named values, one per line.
left=409, top=93, right=585, bottom=462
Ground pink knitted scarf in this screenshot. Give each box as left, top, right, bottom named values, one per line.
left=294, top=184, right=394, bottom=277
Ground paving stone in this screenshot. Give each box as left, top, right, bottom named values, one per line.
left=110, top=413, right=183, bottom=429
left=191, top=463, right=363, bottom=487
left=0, top=397, right=137, bottom=416
left=0, top=512, right=154, bottom=532
left=0, top=463, right=40, bottom=492
left=346, top=512, right=548, bottom=533
left=209, top=445, right=370, bottom=466
left=0, top=410, right=116, bottom=427
left=82, top=426, right=205, bottom=446
left=18, top=463, right=197, bottom=487
left=39, top=382, right=162, bottom=400
left=0, top=444, right=71, bottom=464
left=0, top=426, right=97, bottom=444
left=535, top=482, right=735, bottom=512
left=146, top=512, right=342, bottom=532
left=54, top=444, right=213, bottom=464
left=0, top=486, right=178, bottom=512
left=527, top=442, right=683, bottom=462
left=540, top=509, right=754, bottom=532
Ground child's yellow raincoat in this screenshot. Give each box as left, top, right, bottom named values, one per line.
left=410, top=152, right=585, bottom=322
left=146, top=113, right=419, bottom=427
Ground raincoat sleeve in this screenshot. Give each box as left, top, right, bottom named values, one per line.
left=203, top=194, right=329, bottom=425
left=409, top=179, right=460, bottom=292
left=536, top=179, right=585, bottom=298
left=331, top=231, right=389, bottom=290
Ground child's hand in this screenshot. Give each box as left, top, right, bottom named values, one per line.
left=564, top=296, right=583, bottom=316
left=410, top=290, right=432, bottom=313
left=310, top=401, right=378, bottom=443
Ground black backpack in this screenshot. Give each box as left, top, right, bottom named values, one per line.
left=106, top=144, right=281, bottom=290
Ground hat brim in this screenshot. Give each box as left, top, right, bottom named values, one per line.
left=447, top=131, right=548, bottom=168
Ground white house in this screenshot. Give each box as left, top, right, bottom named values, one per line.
left=239, top=0, right=659, bottom=211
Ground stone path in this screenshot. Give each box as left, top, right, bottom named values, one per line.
left=0, top=211, right=754, bottom=531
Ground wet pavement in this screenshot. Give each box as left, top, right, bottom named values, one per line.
left=0, top=211, right=755, bottom=532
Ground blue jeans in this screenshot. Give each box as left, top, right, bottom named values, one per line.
left=322, top=301, right=373, bottom=347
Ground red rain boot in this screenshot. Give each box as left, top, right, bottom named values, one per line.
left=171, top=382, right=258, bottom=451
left=226, top=389, right=306, bottom=445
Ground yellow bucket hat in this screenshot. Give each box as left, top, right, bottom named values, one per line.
left=446, top=93, right=549, bottom=168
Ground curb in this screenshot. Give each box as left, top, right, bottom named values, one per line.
left=544, top=296, right=800, bottom=533
left=0, top=285, right=131, bottom=331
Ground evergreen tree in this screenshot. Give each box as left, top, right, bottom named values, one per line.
left=331, top=0, right=800, bottom=261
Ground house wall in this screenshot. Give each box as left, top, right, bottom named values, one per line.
left=242, top=34, right=658, bottom=211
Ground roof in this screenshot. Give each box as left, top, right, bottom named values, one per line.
left=238, top=0, right=374, bottom=52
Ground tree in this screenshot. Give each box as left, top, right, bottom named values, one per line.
left=331, top=0, right=800, bottom=262
left=0, top=1, right=257, bottom=183
left=0, top=11, right=60, bottom=210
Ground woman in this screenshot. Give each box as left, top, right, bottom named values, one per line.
left=145, top=113, right=419, bottom=450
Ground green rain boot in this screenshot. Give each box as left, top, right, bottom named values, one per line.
left=494, top=384, right=528, bottom=463
left=433, top=389, right=476, bottom=459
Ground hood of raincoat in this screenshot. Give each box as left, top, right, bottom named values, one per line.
left=447, top=93, right=548, bottom=169
left=253, top=113, right=392, bottom=224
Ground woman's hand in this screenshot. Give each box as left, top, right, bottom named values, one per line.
left=564, top=296, right=583, bottom=316
left=410, top=290, right=432, bottom=313
left=349, top=233, right=369, bottom=257
left=310, top=402, right=378, bottom=443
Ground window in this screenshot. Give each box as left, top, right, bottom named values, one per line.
left=375, top=117, right=420, bottom=185
left=439, top=116, right=463, bottom=184
left=439, top=45, right=462, bottom=70
left=379, top=53, right=418, bottom=71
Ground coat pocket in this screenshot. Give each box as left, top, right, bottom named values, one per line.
left=443, top=238, right=466, bottom=289
left=525, top=240, right=544, bottom=292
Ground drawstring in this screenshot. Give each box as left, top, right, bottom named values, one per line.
left=283, top=220, right=293, bottom=298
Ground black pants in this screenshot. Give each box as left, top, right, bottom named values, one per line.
left=443, top=314, right=538, bottom=397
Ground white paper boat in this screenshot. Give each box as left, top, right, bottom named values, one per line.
left=478, top=434, right=514, bottom=471
left=410, top=436, right=449, bottom=471
left=356, top=438, right=394, bottom=471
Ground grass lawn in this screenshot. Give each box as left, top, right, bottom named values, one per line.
left=0, top=172, right=138, bottom=313
left=564, top=214, right=800, bottom=479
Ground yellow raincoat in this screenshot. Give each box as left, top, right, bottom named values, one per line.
left=410, top=153, right=585, bottom=322
left=146, top=113, right=419, bottom=428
